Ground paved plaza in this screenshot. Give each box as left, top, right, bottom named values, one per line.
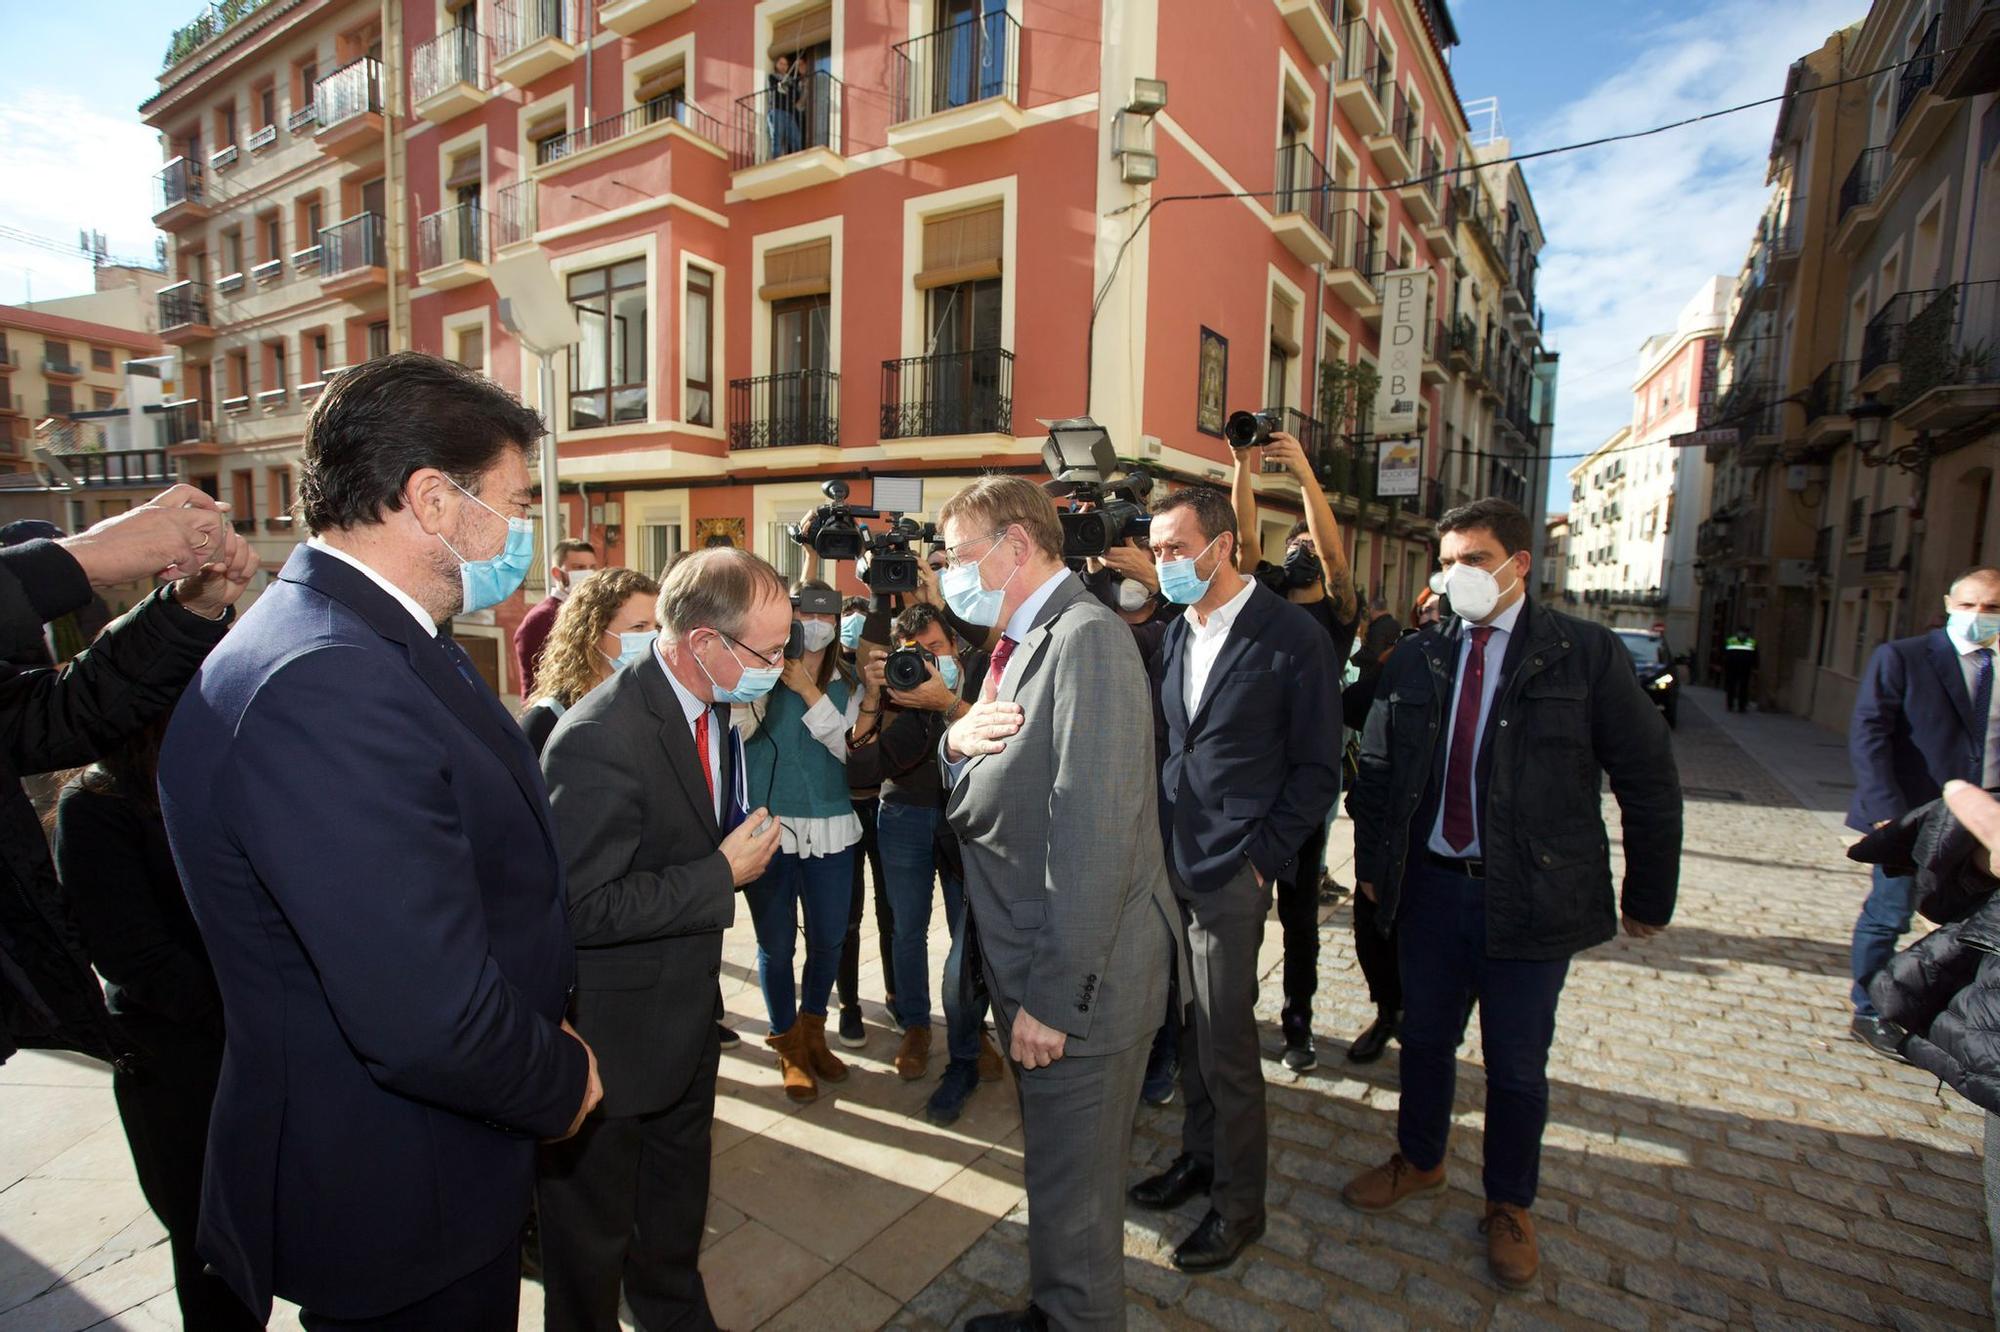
left=0, top=686, right=1989, bottom=1329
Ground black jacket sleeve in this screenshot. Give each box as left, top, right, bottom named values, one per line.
left=1245, top=612, right=1344, bottom=880
left=0, top=586, right=230, bottom=778
left=1588, top=630, right=1683, bottom=926
left=0, top=540, right=91, bottom=658
left=1348, top=646, right=1410, bottom=886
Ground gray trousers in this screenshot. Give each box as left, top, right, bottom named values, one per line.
left=1177, top=867, right=1272, bottom=1224
left=1986, top=1111, right=2000, bottom=1327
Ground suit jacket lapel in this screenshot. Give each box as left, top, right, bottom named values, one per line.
left=964, top=575, right=1086, bottom=779
left=636, top=654, right=721, bottom=840
left=1186, top=585, right=1274, bottom=735
left=1927, top=631, right=1976, bottom=735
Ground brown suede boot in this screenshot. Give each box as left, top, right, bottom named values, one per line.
left=976, top=1030, right=1005, bottom=1083
left=796, top=1012, right=848, bottom=1083
left=766, top=1024, right=818, bottom=1103
left=1341, top=1153, right=1447, bottom=1213
left=895, top=1025, right=932, bottom=1081
left=1481, top=1202, right=1539, bottom=1289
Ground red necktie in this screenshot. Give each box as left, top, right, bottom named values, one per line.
left=693, top=709, right=715, bottom=803
left=982, top=634, right=1018, bottom=703
left=1441, top=626, right=1494, bottom=853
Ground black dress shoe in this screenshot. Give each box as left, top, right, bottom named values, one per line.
left=1172, top=1208, right=1266, bottom=1273
left=963, top=1304, right=1049, bottom=1332
left=1128, top=1154, right=1213, bottom=1210
left=1850, top=1013, right=1910, bottom=1063
left=1347, top=1010, right=1398, bottom=1064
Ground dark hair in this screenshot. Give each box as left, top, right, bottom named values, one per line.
left=1286, top=517, right=1310, bottom=543
left=553, top=538, right=598, bottom=565
left=841, top=596, right=869, bottom=615
left=298, top=352, right=544, bottom=534
left=1436, top=497, right=1533, bottom=557
left=44, top=713, right=170, bottom=836
left=893, top=602, right=944, bottom=642
left=1151, top=486, right=1239, bottom=560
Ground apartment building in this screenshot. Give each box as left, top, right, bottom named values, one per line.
left=143, top=0, right=404, bottom=601
left=1567, top=276, right=1733, bottom=652
left=1701, top=0, right=1999, bottom=730
left=1539, top=511, right=1569, bottom=603
left=0, top=305, right=168, bottom=476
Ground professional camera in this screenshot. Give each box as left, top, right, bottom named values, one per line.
left=883, top=642, right=939, bottom=692
left=858, top=515, right=937, bottom=596
left=1254, top=542, right=1324, bottom=594
left=788, top=480, right=937, bottom=598
left=1225, top=409, right=1295, bottom=474
left=1040, top=416, right=1154, bottom=560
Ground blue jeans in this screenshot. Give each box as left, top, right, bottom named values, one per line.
left=1851, top=864, right=1917, bottom=1016
left=1396, top=860, right=1570, bottom=1208
left=878, top=801, right=942, bottom=1032
left=745, top=847, right=854, bottom=1035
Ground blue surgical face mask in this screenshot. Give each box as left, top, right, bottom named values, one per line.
left=1158, top=535, right=1222, bottom=606
left=1948, top=609, right=2000, bottom=647
left=439, top=478, right=535, bottom=613
left=692, top=630, right=782, bottom=704
left=938, top=654, right=962, bottom=692
left=941, top=529, right=1018, bottom=627
left=605, top=630, right=655, bottom=671
left=839, top=613, right=865, bottom=650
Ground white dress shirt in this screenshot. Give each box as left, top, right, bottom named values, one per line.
left=1425, top=595, right=1526, bottom=859
left=1952, top=633, right=2000, bottom=786
left=307, top=537, right=437, bottom=635
left=941, top=566, right=1073, bottom=783
left=1181, top=576, right=1257, bottom=718
left=654, top=639, right=724, bottom=824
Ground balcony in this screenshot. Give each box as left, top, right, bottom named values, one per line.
left=1895, top=279, right=2000, bottom=432
left=252, top=257, right=282, bottom=285
left=71, top=449, right=178, bottom=490
left=314, top=57, right=384, bottom=157
left=1366, top=84, right=1414, bottom=180
left=731, top=71, right=847, bottom=199
left=1859, top=288, right=1929, bottom=392
left=1334, top=20, right=1387, bottom=138
left=889, top=11, right=1023, bottom=157
left=286, top=103, right=316, bottom=134
left=319, top=212, right=386, bottom=297
left=598, top=0, right=693, bottom=37
left=1447, top=314, right=1479, bottom=374
left=1422, top=173, right=1458, bottom=256
left=209, top=143, right=239, bottom=174
left=1765, top=193, right=1805, bottom=279
left=41, top=358, right=83, bottom=384
left=1422, top=318, right=1447, bottom=387
left=1324, top=211, right=1375, bottom=310
left=535, top=98, right=726, bottom=184
left=1891, top=15, right=1953, bottom=158
left=1271, top=143, right=1334, bottom=266
left=492, top=179, right=537, bottom=250
left=411, top=25, right=489, bottom=123
left=880, top=348, right=1013, bottom=441
left=1398, top=145, right=1440, bottom=226
left=256, top=387, right=288, bottom=411
left=728, top=370, right=840, bottom=450
left=246, top=124, right=277, bottom=154
left=494, top=0, right=580, bottom=86
left=416, top=203, right=487, bottom=291
left=151, top=157, right=210, bottom=230
left=222, top=394, right=252, bottom=415
left=216, top=270, right=245, bottom=297
left=1277, top=0, right=1341, bottom=65
left=1864, top=506, right=1898, bottom=573
left=1834, top=145, right=1888, bottom=252
left=292, top=242, right=322, bottom=274
left=162, top=399, right=209, bottom=448
left=157, top=281, right=213, bottom=344
left=1804, top=359, right=1856, bottom=445
left=1936, top=0, right=2000, bottom=98
left=1812, top=524, right=1833, bottom=576
left=0, top=348, right=14, bottom=374
left=1696, top=516, right=1733, bottom=561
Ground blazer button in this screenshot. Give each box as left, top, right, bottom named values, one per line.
left=709, top=964, right=720, bottom=977
left=1077, top=1002, right=1089, bottom=1012
left=1540, top=853, right=1553, bottom=865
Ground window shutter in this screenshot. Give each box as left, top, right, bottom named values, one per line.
left=917, top=204, right=1003, bottom=289
left=1270, top=290, right=1300, bottom=355
left=634, top=61, right=685, bottom=107
left=758, top=238, right=832, bottom=301
left=768, top=5, right=833, bottom=56
left=444, top=150, right=482, bottom=190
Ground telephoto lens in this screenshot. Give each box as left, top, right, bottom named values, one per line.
left=1224, top=409, right=1281, bottom=451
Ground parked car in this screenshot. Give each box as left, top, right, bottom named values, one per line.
left=1614, top=628, right=1680, bottom=728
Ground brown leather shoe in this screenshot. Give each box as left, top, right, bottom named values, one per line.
left=895, top=1025, right=932, bottom=1081
left=977, top=1030, right=1005, bottom=1082
left=766, top=1024, right=818, bottom=1103
left=1341, top=1153, right=1447, bottom=1214
left=1480, top=1202, right=1539, bottom=1289
left=795, top=1012, right=848, bottom=1083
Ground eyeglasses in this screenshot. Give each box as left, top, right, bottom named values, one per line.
left=939, top=528, right=1009, bottom=571
left=705, top=628, right=785, bottom=668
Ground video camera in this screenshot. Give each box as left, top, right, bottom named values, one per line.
left=788, top=479, right=938, bottom=600
left=1040, top=417, right=1153, bottom=561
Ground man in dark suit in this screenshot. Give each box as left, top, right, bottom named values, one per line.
left=936, top=475, right=1182, bottom=1332
left=1126, top=484, right=1341, bottom=1273
left=160, top=353, right=602, bottom=1330
left=1847, top=565, right=2000, bottom=1059
left=1341, top=498, right=1681, bottom=1290
left=536, top=547, right=786, bottom=1331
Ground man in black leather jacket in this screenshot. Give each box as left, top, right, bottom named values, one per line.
left=1339, top=498, right=1682, bottom=1290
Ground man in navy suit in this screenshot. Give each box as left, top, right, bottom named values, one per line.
left=1126, top=485, right=1341, bottom=1274
left=1847, top=565, right=2000, bottom=1060
left=160, top=353, right=601, bottom=1329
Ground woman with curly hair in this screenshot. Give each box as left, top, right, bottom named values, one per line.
left=520, top=567, right=660, bottom=756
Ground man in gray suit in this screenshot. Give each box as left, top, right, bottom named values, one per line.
left=937, top=475, right=1182, bottom=1332
left=537, top=547, right=786, bottom=1331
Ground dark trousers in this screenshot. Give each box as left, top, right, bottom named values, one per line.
left=1276, top=823, right=1327, bottom=1013
left=1396, top=860, right=1569, bottom=1208
left=1177, top=866, right=1271, bottom=1224
left=112, top=1017, right=261, bottom=1332
left=300, top=1238, right=520, bottom=1330
left=536, top=1031, right=721, bottom=1332
left=838, top=796, right=894, bottom=1011
left=1723, top=666, right=1752, bottom=711
left=1851, top=864, right=1917, bottom=1015
left=1352, top=886, right=1403, bottom=1015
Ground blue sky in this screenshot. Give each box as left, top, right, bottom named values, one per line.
left=0, top=0, right=1868, bottom=512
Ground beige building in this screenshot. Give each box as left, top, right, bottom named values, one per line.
left=0, top=304, right=168, bottom=476
left=142, top=0, right=403, bottom=597
left=1539, top=511, right=1571, bottom=604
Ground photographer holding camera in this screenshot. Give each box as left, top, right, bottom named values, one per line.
left=1228, top=428, right=1359, bottom=1073
left=857, top=603, right=1004, bottom=1125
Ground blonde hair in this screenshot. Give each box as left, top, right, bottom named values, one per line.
left=937, top=474, right=1063, bottom=561
left=530, top=567, right=660, bottom=707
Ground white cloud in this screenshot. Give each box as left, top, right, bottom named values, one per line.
left=0, top=92, right=161, bottom=306
left=1522, top=0, right=1866, bottom=503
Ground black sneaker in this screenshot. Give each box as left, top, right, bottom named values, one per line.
left=1280, top=1007, right=1317, bottom=1073
left=1141, top=1044, right=1179, bottom=1106
left=925, top=1059, right=981, bottom=1126
left=716, top=1022, right=740, bottom=1050
left=836, top=1005, right=867, bottom=1049
left=1850, top=1013, right=1909, bottom=1063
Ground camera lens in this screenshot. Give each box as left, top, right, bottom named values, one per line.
left=884, top=646, right=930, bottom=691
left=1223, top=411, right=1262, bottom=450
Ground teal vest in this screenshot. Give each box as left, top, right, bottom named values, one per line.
left=742, top=674, right=853, bottom=819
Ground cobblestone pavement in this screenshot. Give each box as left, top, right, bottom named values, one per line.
left=900, top=688, right=1993, bottom=1331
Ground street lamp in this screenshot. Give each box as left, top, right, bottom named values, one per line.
left=1849, top=390, right=1890, bottom=454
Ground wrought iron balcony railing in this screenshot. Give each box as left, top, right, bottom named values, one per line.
left=320, top=212, right=385, bottom=275
left=494, top=0, right=576, bottom=58
left=1805, top=359, right=1855, bottom=422
left=733, top=70, right=844, bottom=170
left=1273, top=142, right=1332, bottom=238
left=1895, top=14, right=1941, bottom=130
left=418, top=203, right=485, bottom=270
left=536, top=98, right=723, bottom=165
left=1839, top=145, right=1888, bottom=220
left=493, top=180, right=537, bottom=248
left=880, top=348, right=1013, bottom=439
left=892, top=10, right=1020, bottom=124
left=413, top=24, right=485, bottom=104
left=728, top=370, right=840, bottom=449
left=154, top=157, right=204, bottom=213
left=314, top=56, right=382, bottom=129
left=1860, top=287, right=1936, bottom=378
left=1899, top=279, right=2000, bottom=402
